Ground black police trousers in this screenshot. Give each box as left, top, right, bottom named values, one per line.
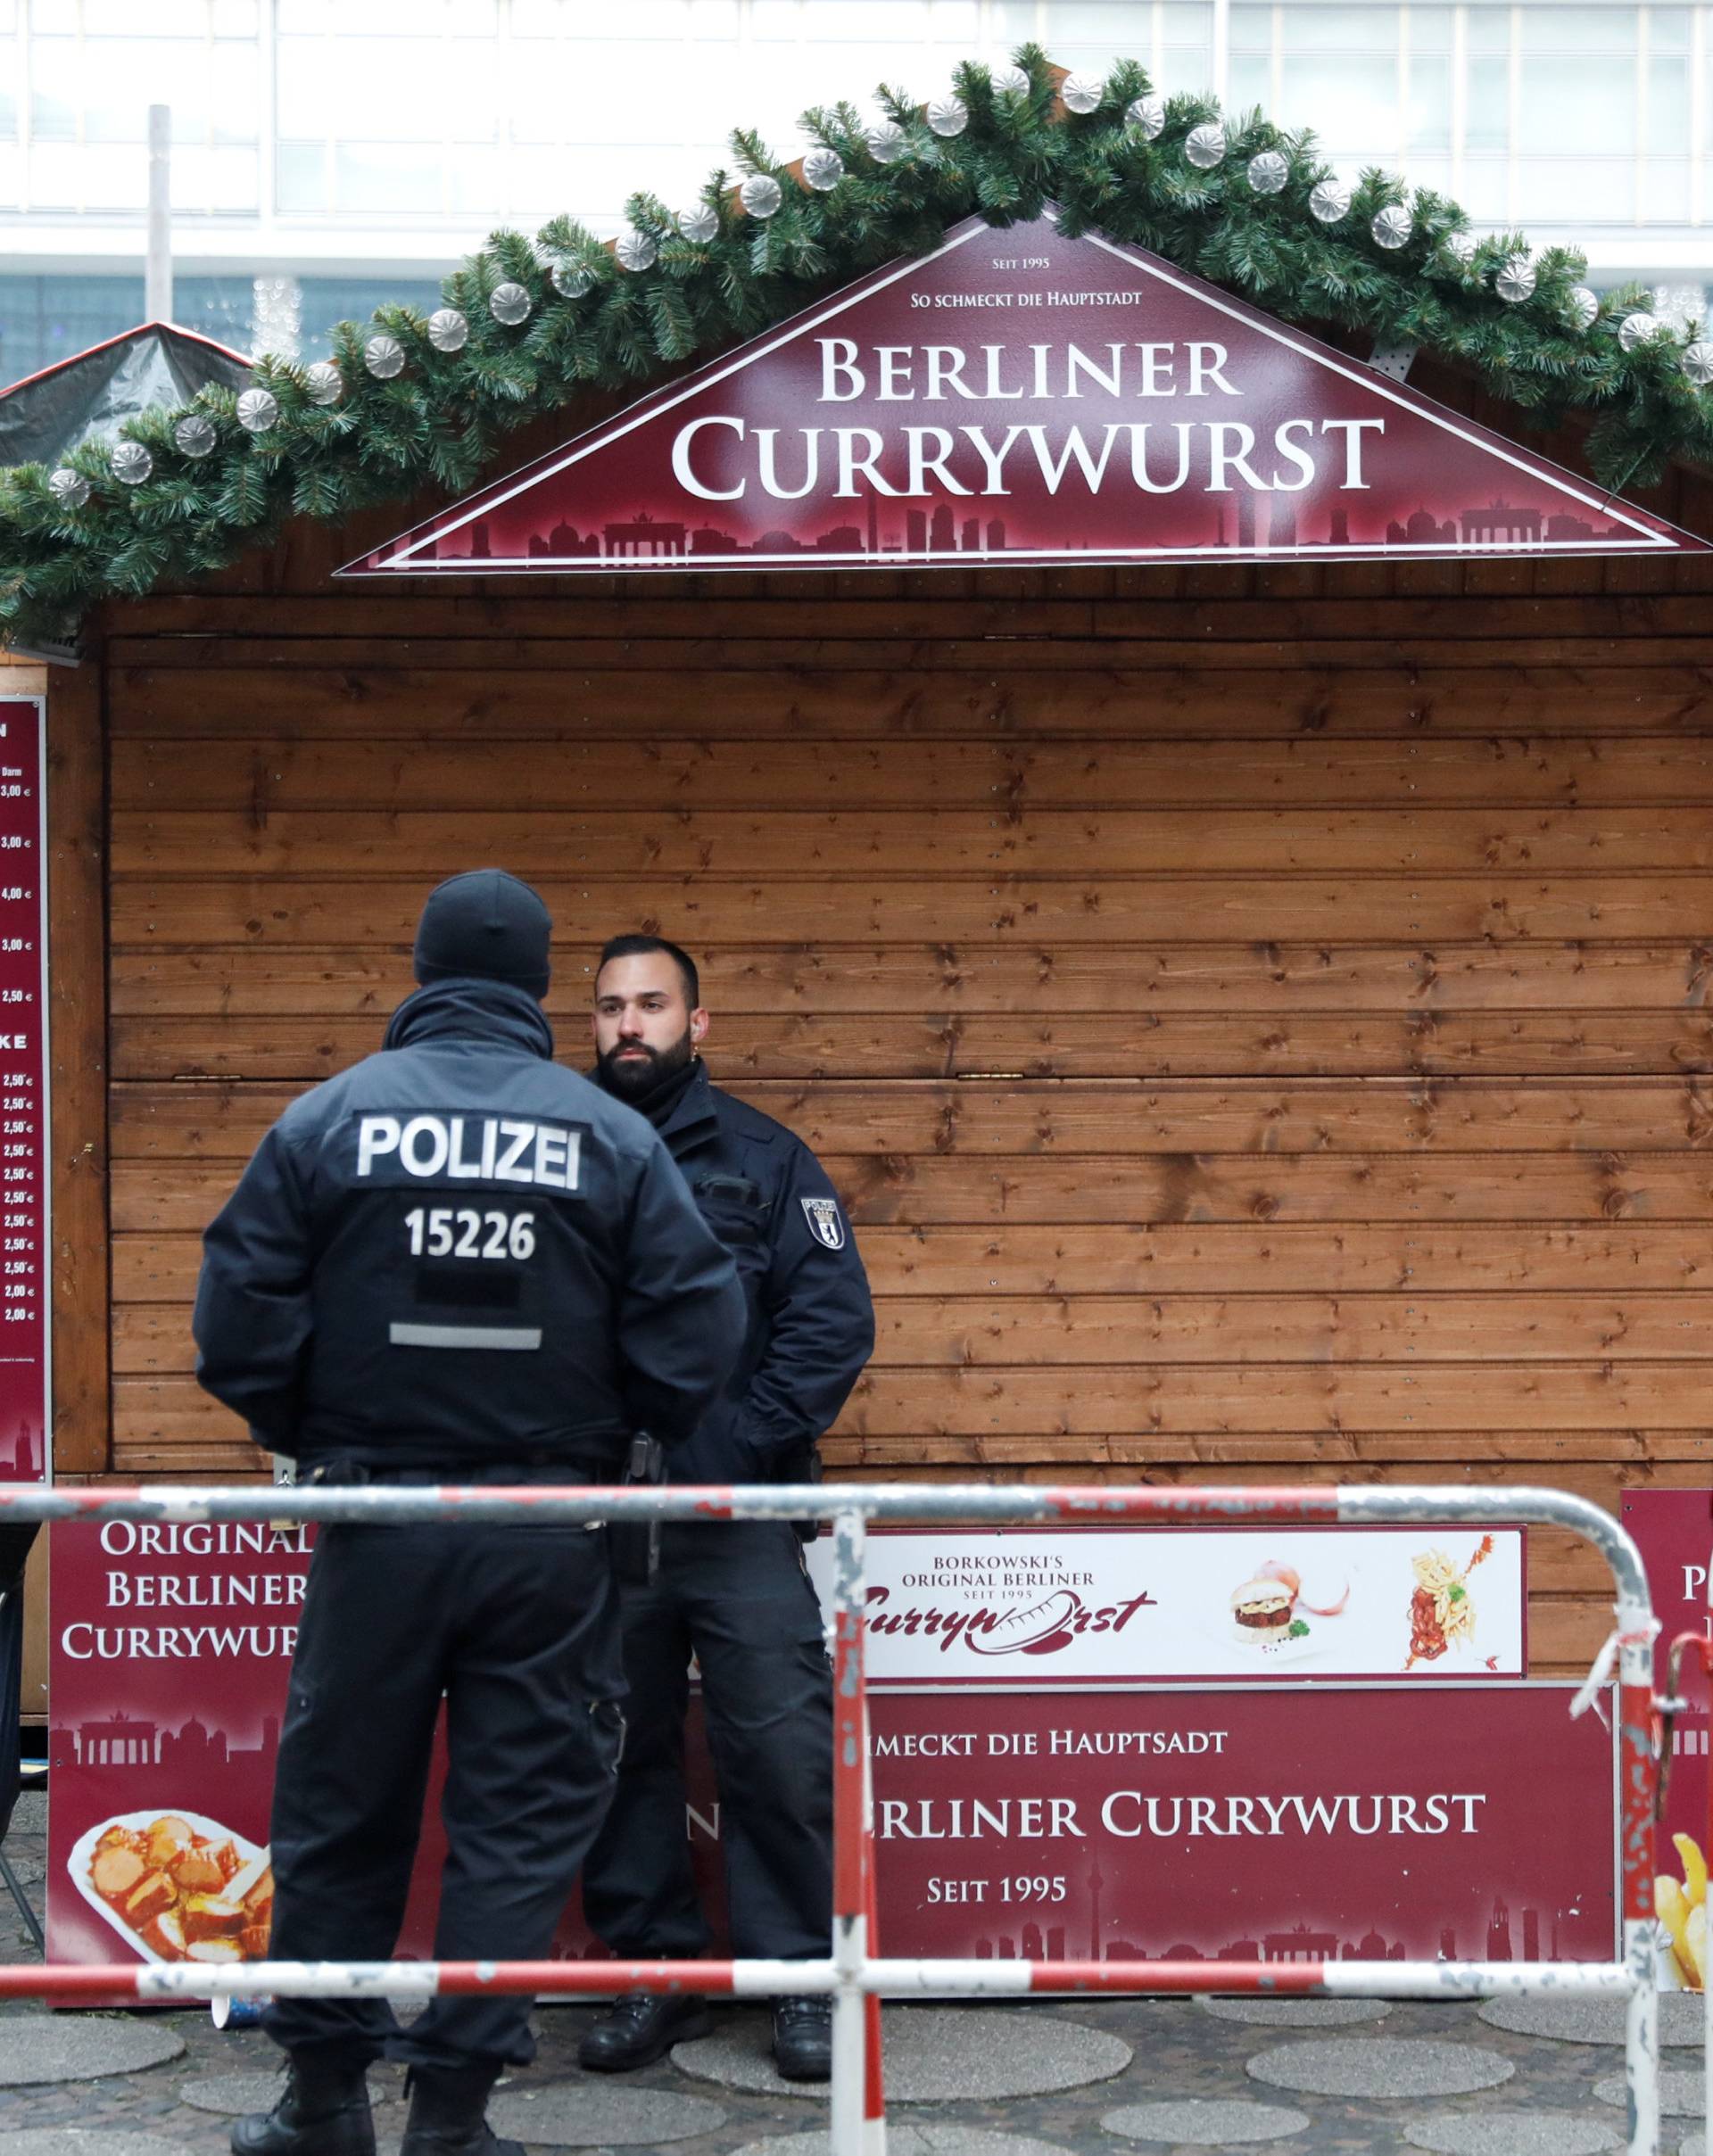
left=264, top=1511, right=625, bottom=2071
left=581, top=1520, right=832, bottom=1962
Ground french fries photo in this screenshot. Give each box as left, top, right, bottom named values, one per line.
left=1656, top=1831, right=1709, bottom=1989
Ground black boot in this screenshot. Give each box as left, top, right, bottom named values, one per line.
left=772, top=1992, right=832, bottom=2078
left=398, top=2062, right=525, bottom=2156
left=577, top=1991, right=713, bottom=2072
left=772, top=1995, right=832, bottom=2082
left=229, top=2053, right=376, bottom=2156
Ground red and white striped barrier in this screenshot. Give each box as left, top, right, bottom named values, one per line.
left=0, top=1479, right=1667, bottom=2156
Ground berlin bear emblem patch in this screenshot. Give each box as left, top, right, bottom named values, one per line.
left=800, top=1195, right=847, bottom=1251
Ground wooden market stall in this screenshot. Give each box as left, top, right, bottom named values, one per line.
left=25, top=332, right=1713, bottom=1685
left=17, top=54, right=1713, bottom=1691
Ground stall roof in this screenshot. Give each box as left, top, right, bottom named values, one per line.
left=0, top=324, right=251, bottom=474
left=6, top=46, right=1713, bottom=650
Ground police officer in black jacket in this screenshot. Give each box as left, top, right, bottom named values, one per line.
left=194, top=875, right=744, bottom=2156
left=577, top=935, right=875, bottom=2084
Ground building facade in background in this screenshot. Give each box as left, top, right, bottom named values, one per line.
left=4, top=0, right=1713, bottom=390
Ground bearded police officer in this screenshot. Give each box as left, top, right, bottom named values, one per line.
left=577, top=935, right=874, bottom=2084
left=194, top=874, right=744, bottom=2156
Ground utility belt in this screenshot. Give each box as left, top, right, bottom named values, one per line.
left=303, top=1448, right=658, bottom=1585
left=303, top=1456, right=619, bottom=1488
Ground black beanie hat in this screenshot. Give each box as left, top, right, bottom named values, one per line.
left=413, top=870, right=552, bottom=999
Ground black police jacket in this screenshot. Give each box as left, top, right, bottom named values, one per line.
left=193, top=979, right=746, bottom=1477
left=602, top=1060, right=875, bottom=1485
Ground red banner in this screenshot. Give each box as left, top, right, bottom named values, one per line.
left=49, top=1522, right=1614, bottom=1985
left=48, top=1519, right=306, bottom=1981
left=1616, top=1491, right=1713, bottom=1987
left=1621, top=1490, right=1711, bottom=1868
left=857, top=1687, right=1612, bottom=1965
left=343, top=213, right=1705, bottom=579
left=0, top=698, right=46, bottom=1485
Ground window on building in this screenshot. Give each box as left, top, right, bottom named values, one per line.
left=294, top=275, right=448, bottom=351
left=1223, top=0, right=1696, bottom=233
left=0, top=274, right=145, bottom=389
left=21, top=0, right=260, bottom=213
left=0, top=0, right=1710, bottom=337
left=276, top=8, right=505, bottom=216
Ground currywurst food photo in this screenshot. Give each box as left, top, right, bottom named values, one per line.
left=71, top=1810, right=273, bottom=1966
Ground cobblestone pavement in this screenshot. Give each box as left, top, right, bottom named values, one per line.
left=0, top=1794, right=1701, bottom=2156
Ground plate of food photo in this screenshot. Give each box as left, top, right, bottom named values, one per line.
left=69, top=1809, right=274, bottom=1967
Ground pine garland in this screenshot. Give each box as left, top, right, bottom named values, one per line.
left=4, top=44, right=1709, bottom=650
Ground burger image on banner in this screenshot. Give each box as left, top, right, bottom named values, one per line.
left=1229, top=1576, right=1296, bottom=1646
left=1227, top=1558, right=1350, bottom=1656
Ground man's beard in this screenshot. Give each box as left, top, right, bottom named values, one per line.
left=597, top=1028, right=695, bottom=1101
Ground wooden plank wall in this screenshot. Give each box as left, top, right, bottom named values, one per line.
left=97, top=562, right=1713, bottom=1675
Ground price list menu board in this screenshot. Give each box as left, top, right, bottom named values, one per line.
left=0, top=699, right=46, bottom=1483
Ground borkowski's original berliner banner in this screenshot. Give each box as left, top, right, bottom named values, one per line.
left=807, top=1525, right=1524, bottom=1685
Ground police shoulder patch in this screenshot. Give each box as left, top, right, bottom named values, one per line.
left=799, top=1194, right=847, bottom=1251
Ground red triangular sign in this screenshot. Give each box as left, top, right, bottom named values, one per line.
left=342, top=211, right=1705, bottom=575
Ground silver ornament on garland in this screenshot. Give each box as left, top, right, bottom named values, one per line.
left=1443, top=229, right=1478, bottom=265
left=865, top=119, right=906, bottom=165
left=110, top=440, right=153, bottom=485
left=677, top=204, right=718, bottom=244
left=426, top=307, right=468, bottom=352
left=1127, top=93, right=1166, bottom=138
left=174, top=414, right=217, bottom=459
left=1683, top=341, right=1713, bottom=387
left=1309, top=178, right=1351, bottom=223
left=802, top=146, right=844, bottom=191
left=1371, top=202, right=1412, bottom=249
left=1568, top=285, right=1599, bottom=331
left=236, top=387, right=279, bottom=434
left=48, top=468, right=90, bottom=508
left=364, top=335, right=405, bottom=380
left=926, top=94, right=968, bottom=137
left=489, top=281, right=532, bottom=326
left=1246, top=150, right=1288, bottom=194
left=1494, top=254, right=1535, bottom=304
left=551, top=260, right=594, bottom=298
left=1618, top=310, right=1662, bottom=351
left=991, top=64, right=1030, bottom=98
left=1060, top=72, right=1104, bottom=114
left=739, top=173, right=782, bottom=219
left=305, top=360, right=343, bottom=405
left=615, top=230, right=658, bottom=272
left=1184, top=121, right=1226, bottom=169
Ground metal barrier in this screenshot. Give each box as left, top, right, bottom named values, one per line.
left=0, top=1479, right=1667, bottom=2156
